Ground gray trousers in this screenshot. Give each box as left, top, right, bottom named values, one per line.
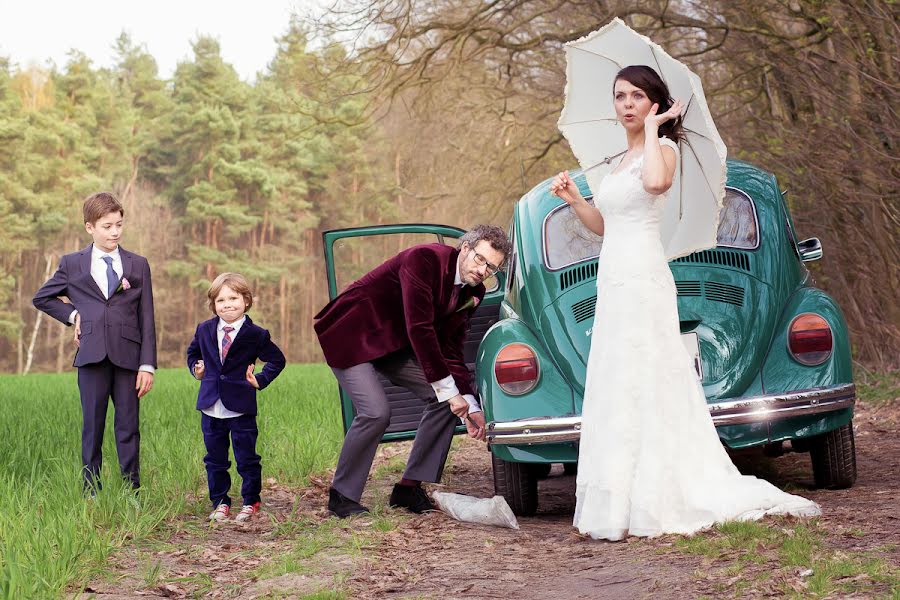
left=331, top=350, right=459, bottom=502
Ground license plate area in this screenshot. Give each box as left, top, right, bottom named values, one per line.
left=680, top=332, right=703, bottom=380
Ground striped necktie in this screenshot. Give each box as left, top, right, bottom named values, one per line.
left=221, top=326, right=235, bottom=362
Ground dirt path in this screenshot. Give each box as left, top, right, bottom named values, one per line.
left=85, top=400, right=899, bottom=599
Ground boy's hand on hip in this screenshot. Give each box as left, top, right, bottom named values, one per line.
left=136, top=372, right=153, bottom=398
left=73, top=313, right=81, bottom=347
left=246, top=364, right=259, bottom=389
left=193, top=360, right=205, bottom=379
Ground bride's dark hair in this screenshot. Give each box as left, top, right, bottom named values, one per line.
left=614, top=65, right=685, bottom=142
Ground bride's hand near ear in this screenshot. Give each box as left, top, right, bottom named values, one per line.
left=644, top=99, right=684, bottom=132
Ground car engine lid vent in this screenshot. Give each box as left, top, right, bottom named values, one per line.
left=676, top=280, right=702, bottom=296
left=560, top=261, right=599, bottom=290
left=671, top=249, right=750, bottom=272
left=704, top=281, right=745, bottom=307
left=571, top=295, right=597, bottom=323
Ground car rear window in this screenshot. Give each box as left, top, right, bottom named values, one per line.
left=543, top=198, right=604, bottom=270
left=543, top=187, right=760, bottom=270
left=717, top=188, right=759, bottom=249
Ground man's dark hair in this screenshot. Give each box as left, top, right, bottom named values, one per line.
left=457, top=224, right=512, bottom=262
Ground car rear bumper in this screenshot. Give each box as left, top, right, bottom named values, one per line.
left=486, top=383, right=856, bottom=445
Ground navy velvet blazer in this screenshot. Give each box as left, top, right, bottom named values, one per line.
left=186, top=316, right=286, bottom=416
left=32, top=244, right=157, bottom=370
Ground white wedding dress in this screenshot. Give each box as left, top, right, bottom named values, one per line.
left=573, top=137, right=821, bottom=540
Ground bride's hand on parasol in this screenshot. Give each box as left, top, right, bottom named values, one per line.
left=550, top=171, right=585, bottom=206
left=644, top=99, right=684, bottom=132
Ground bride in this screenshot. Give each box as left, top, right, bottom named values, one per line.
left=550, top=65, right=821, bottom=540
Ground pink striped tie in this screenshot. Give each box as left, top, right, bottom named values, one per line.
left=221, top=326, right=234, bottom=362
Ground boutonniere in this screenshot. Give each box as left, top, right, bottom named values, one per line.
left=115, top=277, right=132, bottom=294
left=455, top=296, right=480, bottom=313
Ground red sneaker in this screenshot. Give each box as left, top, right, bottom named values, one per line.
left=235, top=502, right=261, bottom=522
left=209, top=504, right=230, bottom=522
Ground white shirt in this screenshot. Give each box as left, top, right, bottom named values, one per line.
left=91, top=245, right=122, bottom=299
left=201, top=316, right=247, bottom=419
left=430, top=253, right=481, bottom=414
left=69, top=244, right=153, bottom=374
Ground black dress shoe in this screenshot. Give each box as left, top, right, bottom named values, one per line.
left=389, top=483, right=435, bottom=514
left=327, top=487, right=369, bottom=518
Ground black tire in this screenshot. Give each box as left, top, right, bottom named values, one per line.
left=491, top=453, right=538, bottom=516
left=531, top=463, right=552, bottom=479
left=563, top=462, right=578, bottom=476
left=809, top=422, right=857, bottom=489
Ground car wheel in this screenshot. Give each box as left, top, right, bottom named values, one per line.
left=530, top=463, right=552, bottom=479
left=491, top=452, right=538, bottom=516
left=809, top=422, right=857, bottom=489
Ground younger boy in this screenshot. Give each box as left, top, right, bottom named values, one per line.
left=33, top=191, right=157, bottom=492
left=187, top=272, right=285, bottom=522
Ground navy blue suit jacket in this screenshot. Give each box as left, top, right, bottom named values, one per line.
left=32, top=244, right=157, bottom=370
left=186, top=316, right=286, bottom=416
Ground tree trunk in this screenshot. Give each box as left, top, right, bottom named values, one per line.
left=24, top=255, right=53, bottom=374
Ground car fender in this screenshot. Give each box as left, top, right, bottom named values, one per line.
left=475, top=317, right=575, bottom=425
left=762, top=285, right=853, bottom=394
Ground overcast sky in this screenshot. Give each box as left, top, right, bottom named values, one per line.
left=0, top=0, right=321, bottom=81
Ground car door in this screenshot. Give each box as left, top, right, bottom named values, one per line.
left=322, top=224, right=506, bottom=442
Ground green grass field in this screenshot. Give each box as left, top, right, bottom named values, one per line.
left=0, top=364, right=343, bottom=599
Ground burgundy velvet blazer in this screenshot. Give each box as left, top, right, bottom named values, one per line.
left=314, top=244, right=484, bottom=396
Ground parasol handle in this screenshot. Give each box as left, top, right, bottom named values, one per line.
left=583, top=150, right=627, bottom=174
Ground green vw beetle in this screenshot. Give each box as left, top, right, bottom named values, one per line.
left=482, top=159, right=857, bottom=515
left=321, top=159, right=856, bottom=517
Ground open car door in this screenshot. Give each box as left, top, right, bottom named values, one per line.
left=322, top=224, right=506, bottom=442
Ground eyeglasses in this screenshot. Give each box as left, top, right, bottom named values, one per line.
left=469, top=249, right=501, bottom=275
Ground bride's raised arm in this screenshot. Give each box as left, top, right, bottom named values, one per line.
left=550, top=171, right=605, bottom=236
left=641, top=100, right=683, bottom=195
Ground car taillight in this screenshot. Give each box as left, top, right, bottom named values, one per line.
left=788, top=313, right=833, bottom=365
left=494, top=343, right=539, bottom=395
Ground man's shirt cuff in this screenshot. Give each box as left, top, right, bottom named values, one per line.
left=463, top=394, right=482, bottom=414
left=68, top=309, right=78, bottom=324
left=430, top=375, right=460, bottom=402
left=138, top=365, right=155, bottom=374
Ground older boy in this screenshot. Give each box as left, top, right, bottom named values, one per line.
left=33, top=191, right=157, bottom=492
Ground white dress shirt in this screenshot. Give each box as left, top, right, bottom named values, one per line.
left=429, top=254, right=481, bottom=414
left=69, top=244, right=154, bottom=374
left=201, top=316, right=247, bottom=419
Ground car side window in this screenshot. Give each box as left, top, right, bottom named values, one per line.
left=332, top=232, right=446, bottom=293
left=505, top=220, right=517, bottom=295
left=717, top=188, right=759, bottom=250
left=543, top=198, right=604, bottom=270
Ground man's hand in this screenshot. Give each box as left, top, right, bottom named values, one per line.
left=193, top=360, right=205, bottom=379
left=246, top=364, right=259, bottom=389
left=136, top=372, right=154, bottom=398
left=74, top=312, right=82, bottom=347
left=465, top=411, right=486, bottom=441
left=447, top=394, right=469, bottom=418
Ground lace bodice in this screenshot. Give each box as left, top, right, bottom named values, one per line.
left=587, top=136, right=679, bottom=242
left=586, top=136, right=680, bottom=283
